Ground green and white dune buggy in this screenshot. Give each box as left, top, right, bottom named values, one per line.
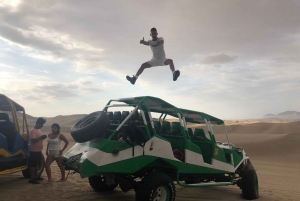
left=62, top=96, right=258, bottom=200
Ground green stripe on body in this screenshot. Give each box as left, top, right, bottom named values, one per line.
left=79, top=155, right=231, bottom=178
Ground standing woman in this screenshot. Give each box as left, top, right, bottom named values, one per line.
left=45, top=123, right=69, bottom=184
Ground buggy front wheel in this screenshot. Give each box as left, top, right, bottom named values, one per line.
left=88, top=175, right=118, bottom=192
left=241, top=169, right=259, bottom=200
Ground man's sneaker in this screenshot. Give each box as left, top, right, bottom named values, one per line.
left=28, top=179, right=40, bottom=184
left=173, top=70, right=180, bottom=81
left=126, top=75, right=137, bottom=85
left=36, top=177, right=44, bottom=181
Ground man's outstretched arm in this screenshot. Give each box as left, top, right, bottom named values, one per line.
left=157, top=38, right=164, bottom=45
left=140, top=37, right=149, bottom=46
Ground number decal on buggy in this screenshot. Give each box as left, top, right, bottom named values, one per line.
left=214, top=148, right=219, bottom=156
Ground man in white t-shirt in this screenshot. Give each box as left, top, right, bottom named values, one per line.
left=126, top=27, right=180, bottom=85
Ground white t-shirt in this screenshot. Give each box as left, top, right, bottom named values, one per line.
left=148, top=37, right=166, bottom=60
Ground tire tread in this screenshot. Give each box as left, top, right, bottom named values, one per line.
left=242, top=169, right=259, bottom=200
left=71, top=111, right=109, bottom=143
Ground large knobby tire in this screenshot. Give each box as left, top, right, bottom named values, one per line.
left=71, top=111, right=110, bottom=143
left=89, top=175, right=118, bottom=192
left=241, top=169, right=259, bottom=200
left=22, top=154, right=45, bottom=178
left=136, top=172, right=175, bottom=201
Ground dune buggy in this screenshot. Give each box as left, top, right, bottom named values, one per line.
left=63, top=96, right=258, bottom=200
left=0, top=94, right=44, bottom=178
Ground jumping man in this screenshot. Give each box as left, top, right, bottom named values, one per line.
left=126, top=28, right=180, bottom=85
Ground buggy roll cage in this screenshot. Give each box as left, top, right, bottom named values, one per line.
left=0, top=94, right=29, bottom=137
left=103, top=96, right=232, bottom=148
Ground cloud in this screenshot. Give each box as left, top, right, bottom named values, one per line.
left=0, top=63, right=16, bottom=71
left=0, top=24, right=64, bottom=52
left=73, top=78, right=93, bottom=86
left=102, top=82, right=119, bottom=89
left=0, top=13, right=107, bottom=73
left=0, top=0, right=20, bottom=8
left=0, top=23, right=107, bottom=73
left=202, top=54, right=237, bottom=64
left=0, top=76, right=118, bottom=105
left=32, top=83, right=77, bottom=98
left=26, top=80, right=107, bottom=100
left=1, top=0, right=300, bottom=119
left=0, top=63, right=22, bottom=82
left=82, top=87, right=102, bottom=93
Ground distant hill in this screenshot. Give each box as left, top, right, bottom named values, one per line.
left=277, top=111, right=300, bottom=116
left=44, top=114, right=87, bottom=127
left=6, top=112, right=85, bottom=127
left=5, top=112, right=87, bottom=133
left=261, top=111, right=300, bottom=120
left=264, top=113, right=275, bottom=116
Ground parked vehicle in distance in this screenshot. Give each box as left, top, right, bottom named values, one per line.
left=0, top=94, right=44, bottom=178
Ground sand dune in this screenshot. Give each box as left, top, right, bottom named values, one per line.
left=1, top=122, right=300, bottom=201
left=226, top=122, right=300, bottom=134
left=191, top=121, right=300, bottom=135
left=42, top=114, right=87, bottom=127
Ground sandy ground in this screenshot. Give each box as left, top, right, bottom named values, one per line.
left=1, top=122, right=300, bottom=201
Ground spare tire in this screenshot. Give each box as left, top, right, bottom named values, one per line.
left=71, top=111, right=110, bottom=143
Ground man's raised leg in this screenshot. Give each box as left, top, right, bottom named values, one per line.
left=164, top=59, right=180, bottom=81
left=126, top=62, right=151, bottom=85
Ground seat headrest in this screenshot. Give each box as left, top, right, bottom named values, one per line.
left=0, top=113, right=10, bottom=122
left=121, top=111, right=130, bottom=121
left=113, top=111, right=121, bottom=120
left=188, top=128, right=193, bottom=136
left=161, top=121, right=171, bottom=132
left=106, top=112, right=113, bottom=120
left=129, top=110, right=139, bottom=121
left=171, top=122, right=181, bottom=131
left=194, top=129, right=208, bottom=140
left=153, top=121, right=161, bottom=128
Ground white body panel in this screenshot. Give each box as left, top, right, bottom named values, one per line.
left=67, top=137, right=235, bottom=172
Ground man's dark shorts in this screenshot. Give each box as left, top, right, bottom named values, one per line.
left=29, top=151, right=43, bottom=167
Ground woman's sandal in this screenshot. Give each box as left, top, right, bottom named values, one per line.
left=43, top=181, right=53, bottom=186
left=56, top=179, right=66, bottom=182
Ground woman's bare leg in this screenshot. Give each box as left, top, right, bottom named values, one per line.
left=55, top=157, right=66, bottom=180
left=45, top=155, right=55, bottom=182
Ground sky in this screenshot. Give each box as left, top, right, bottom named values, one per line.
left=0, top=0, right=300, bottom=119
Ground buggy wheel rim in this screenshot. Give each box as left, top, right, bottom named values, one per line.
left=153, top=185, right=169, bottom=201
